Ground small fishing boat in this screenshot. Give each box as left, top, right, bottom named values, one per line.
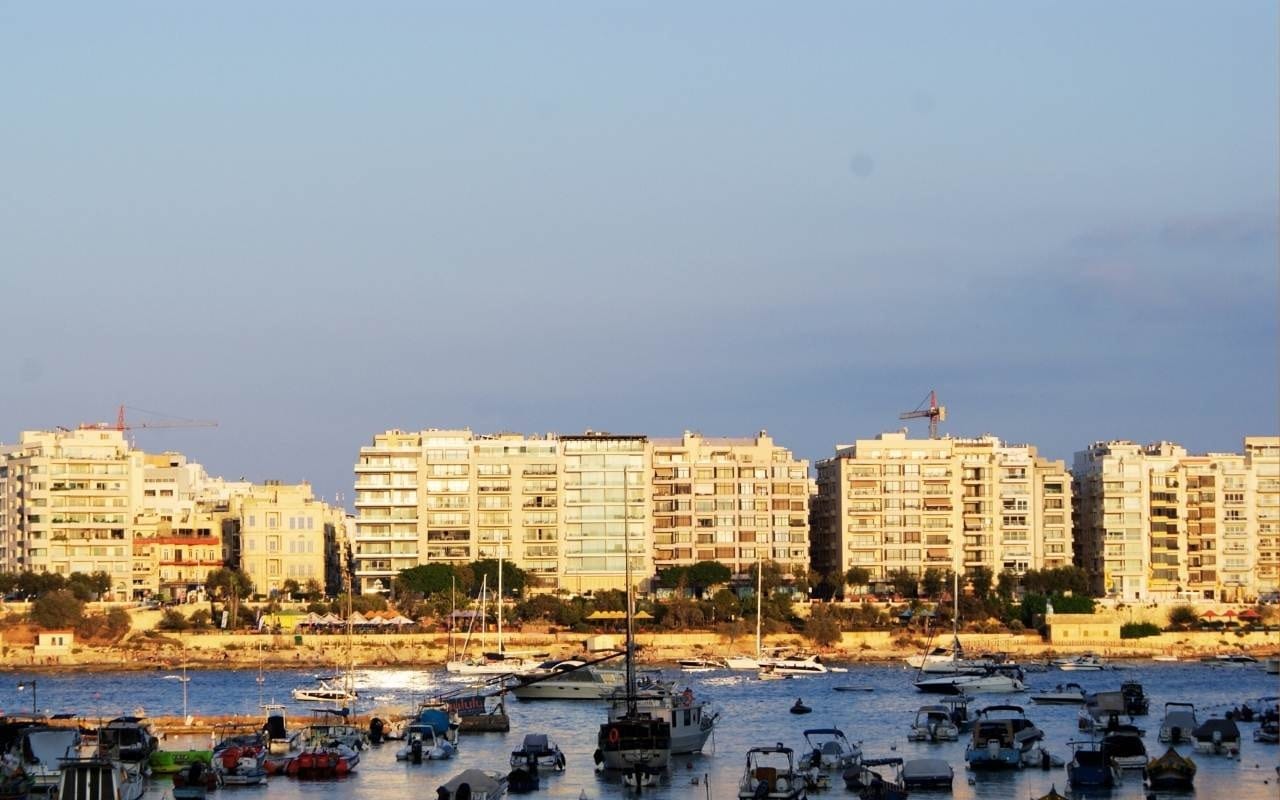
left=1054, top=653, right=1106, bottom=671
left=172, top=760, right=221, bottom=800
left=901, top=757, right=952, bottom=790
left=1253, top=718, right=1279, bottom=743
left=1066, top=739, right=1118, bottom=789
left=1191, top=717, right=1241, bottom=756
left=437, top=768, right=508, bottom=800
left=678, top=657, right=725, bottom=672
left=1121, top=680, right=1150, bottom=715
left=801, top=728, right=860, bottom=771
left=790, top=699, right=812, bottom=715
left=148, top=746, right=212, bottom=776
left=1031, top=683, right=1087, bottom=705
left=850, top=757, right=906, bottom=800
left=1034, top=786, right=1069, bottom=800
left=1145, top=746, right=1196, bottom=790
left=262, top=704, right=303, bottom=755
left=509, top=733, right=565, bottom=771
left=1100, top=724, right=1148, bottom=770
left=17, top=725, right=81, bottom=791
left=907, top=705, right=959, bottom=742
left=212, top=733, right=268, bottom=786
left=395, top=722, right=457, bottom=763
left=738, top=744, right=807, bottom=800
left=1159, top=702, right=1198, bottom=744
left=963, top=705, right=1044, bottom=770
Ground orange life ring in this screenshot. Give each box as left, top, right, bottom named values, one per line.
left=682, top=689, right=694, bottom=707
left=607, top=726, right=621, bottom=745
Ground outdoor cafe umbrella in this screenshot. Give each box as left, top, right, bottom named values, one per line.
left=1237, top=608, right=1262, bottom=620
left=1221, top=609, right=1239, bottom=624
left=1201, top=609, right=1218, bottom=618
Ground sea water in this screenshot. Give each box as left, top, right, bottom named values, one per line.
left=1, top=661, right=1277, bottom=799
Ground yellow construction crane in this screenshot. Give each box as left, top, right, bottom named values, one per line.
left=899, top=390, right=947, bottom=439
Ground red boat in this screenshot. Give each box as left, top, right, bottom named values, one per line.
left=284, top=746, right=358, bottom=779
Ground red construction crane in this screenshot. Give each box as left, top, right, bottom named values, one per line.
left=76, top=405, right=218, bottom=433
left=899, top=390, right=947, bottom=439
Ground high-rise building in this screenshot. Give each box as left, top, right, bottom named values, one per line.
left=351, top=428, right=812, bottom=594
left=811, top=432, right=1071, bottom=585
left=1073, top=436, right=1280, bottom=601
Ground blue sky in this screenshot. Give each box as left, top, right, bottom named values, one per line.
left=2, top=3, right=1276, bottom=503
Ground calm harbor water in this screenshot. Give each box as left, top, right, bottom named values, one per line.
left=1, top=661, right=1277, bottom=799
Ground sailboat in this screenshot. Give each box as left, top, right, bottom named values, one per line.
left=595, top=467, right=671, bottom=786
left=292, top=587, right=358, bottom=704
left=725, top=559, right=764, bottom=670
left=446, top=550, right=544, bottom=675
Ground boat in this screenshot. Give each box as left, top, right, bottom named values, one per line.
left=833, top=686, right=875, bottom=693
left=847, top=757, right=906, bottom=800
left=509, top=733, right=565, bottom=771
left=1158, top=702, right=1198, bottom=744
left=509, top=658, right=627, bottom=700
left=738, top=743, right=808, bottom=800
left=1152, top=654, right=1180, bottom=662
left=284, top=742, right=358, bottom=779
left=506, top=763, right=539, bottom=794
left=963, top=705, right=1044, bottom=770
left=790, top=699, right=812, bottom=715
left=1054, top=653, right=1106, bottom=671
left=148, top=746, right=211, bottom=776
left=291, top=679, right=357, bottom=704
left=942, top=695, right=975, bottom=732
left=1191, top=717, right=1241, bottom=756
left=395, top=721, right=456, bottom=763
left=604, top=683, right=717, bottom=755
left=57, top=757, right=144, bottom=800
left=447, top=567, right=545, bottom=676
left=1100, top=724, right=1148, bottom=769
left=594, top=500, right=672, bottom=780
left=1034, top=787, right=1069, bottom=800
left=1209, top=652, right=1259, bottom=666
left=915, top=666, right=1026, bottom=694
left=1121, top=680, right=1150, bottom=715
left=1265, top=657, right=1280, bottom=674
left=801, top=728, right=861, bottom=771
left=437, top=769, right=508, bottom=800
left=447, top=692, right=510, bottom=733
left=1253, top=718, right=1278, bottom=743
left=907, top=705, right=959, bottom=742
left=172, top=759, right=221, bottom=800
left=15, top=725, right=80, bottom=792
left=97, top=716, right=156, bottom=765
left=1077, top=690, right=1128, bottom=733
left=211, top=732, right=268, bottom=786
left=1031, top=683, right=1087, bottom=705
left=901, top=757, right=953, bottom=790
left=678, top=657, right=725, bottom=672
left=726, top=559, right=766, bottom=671
left=301, top=707, right=369, bottom=752
left=768, top=653, right=830, bottom=676
left=1066, top=739, right=1118, bottom=789
left=1144, top=746, right=1196, bottom=790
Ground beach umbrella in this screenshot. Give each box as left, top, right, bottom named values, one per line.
left=1237, top=608, right=1262, bottom=620
left=1200, top=609, right=1218, bottom=618
left=634, top=610, right=654, bottom=621
left=586, top=610, right=625, bottom=620
left=1221, top=609, right=1238, bottom=617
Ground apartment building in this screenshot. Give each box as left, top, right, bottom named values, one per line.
left=234, top=481, right=344, bottom=598
left=351, top=428, right=812, bottom=595
left=811, top=432, right=1071, bottom=585
left=1073, top=436, right=1280, bottom=601
left=650, top=432, right=811, bottom=577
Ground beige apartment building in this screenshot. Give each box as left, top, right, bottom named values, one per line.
left=1073, top=436, right=1280, bottom=601
left=232, top=481, right=345, bottom=598
left=811, top=432, right=1072, bottom=586
left=351, top=428, right=812, bottom=595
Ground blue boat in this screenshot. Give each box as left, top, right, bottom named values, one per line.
left=1066, top=739, right=1118, bottom=789
left=963, top=705, right=1044, bottom=770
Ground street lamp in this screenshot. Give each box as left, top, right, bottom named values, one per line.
left=16, top=680, right=36, bottom=716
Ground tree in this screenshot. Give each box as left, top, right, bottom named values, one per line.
left=1167, top=605, right=1198, bottom=629
left=686, top=561, right=731, bottom=594
left=205, top=567, right=254, bottom=629
left=66, top=571, right=111, bottom=601
left=302, top=578, right=324, bottom=602
left=968, top=566, right=994, bottom=599
left=31, top=590, right=84, bottom=628
left=804, top=608, right=843, bottom=648
left=844, top=566, right=871, bottom=591
left=469, top=560, right=527, bottom=598
left=656, top=567, right=689, bottom=590
left=888, top=568, right=918, bottom=599
left=396, top=564, right=459, bottom=596
left=996, top=570, right=1020, bottom=600
left=920, top=568, right=948, bottom=599
left=709, top=588, right=741, bottom=622
left=280, top=579, right=301, bottom=599
left=745, top=561, right=787, bottom=594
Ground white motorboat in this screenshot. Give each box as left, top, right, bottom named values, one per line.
left=801, top=728, right=861, bottom=771
left=395, top=722, right=457, bottom=763
left=58, top=757, right=145, bottom=800
left=291, top=679, right=357, bottom=704
left=18, top=725, right=81, bottom=792
left=1152, top=654, right=1180, bottom=662
left=908, top=705, right=960, bottom=742
left=1099, top=724, right=1148, bottom=769
left=1209, top=653, right=1259, bottom=666
left=509, top=658, right=627, bottom=700
left=915, top=667, right=1026, bottom=694
left=726, top=655, right=762, bottom=670
left=1055, top=654, right=1106, bottom=671
left=1031, top=683, right=1088, bottom=705
left=301, top=708, right=369, bottom=752
left=678, top=657, right=726, bottom=672
left=1159, top=702, right=1198, bottom=744
left=509, top=733, right=565, bottom=771
left=738, top=743, right=807, bottom=800
left=963, top=705, right=1044, bottom=770
left=768, top=653, right=830, bottom=676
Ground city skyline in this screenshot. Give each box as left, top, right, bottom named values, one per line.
left=3, top=3, right=1276, bottom=505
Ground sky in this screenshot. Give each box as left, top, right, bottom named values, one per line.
left=2, top=3, right=1276, bottom=505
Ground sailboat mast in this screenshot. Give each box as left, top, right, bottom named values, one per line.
left=755, top=557, right=763, bottom=659
left=624, top=466, right=636, bottom=712
left=449, top=575, right=456, bottom=661
left=497, top=541, right=504, bottom=653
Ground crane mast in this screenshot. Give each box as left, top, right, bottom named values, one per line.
left=899, top=390, right=947, bottom=439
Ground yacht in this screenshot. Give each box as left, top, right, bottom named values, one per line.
left=509, top=658, right=627, bottom=700
left=1031, top=683, right=1087, bottom=705
left=768, top=653, right=830, bottom=676
left=291, top=679, right=357, bottom=704
left=1209, top=653, right=1260, bottom=666
left=446, top=566, right=547, bottom=676
left=678, top=657, right=725, bottom=672
left=915, top=666, right=1026, bottom=695
left=16, top=725, right=81, bottom=792
left=907, top=705, right=959, bottom=742
left=738, top=744, right=808, bottom=800
left=1054, top=654, right=1106, bottom=671
left=963, top=705, right=1044, bottom=770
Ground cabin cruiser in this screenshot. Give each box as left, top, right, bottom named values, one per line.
left=1077, top=690, right=1130, bottom=733
left=97, top=717, right=156, bottom=765
left=738, top=743, right=807, bottom=800
left=15, top=725, right=80, bottom=792
left=291, top=679, right=357, bottom=704
left=678, top=657, right=725, bottom=672
left=1031, top=683, right=1087, bottom=705
left=1100, top=724, right=1148, bottom=770
left=767, top=652, right=829, bottom=676
left=1159, top=702, right=1198, bottom=744
left=509, top=733, right=565, bottom=771
left=509, top=658, right=627, bottom=700
left=302, top=708, right=368, bottom=752
left=915, top=665, right=1026, bottom=694
left=801, top=728, right=860, bottom=771
left=963, top=705, right=1044, bottom=770
left=604, top=683, right=717, bottom=756
left=1191, top=718, right=1241, bottom=756
left=908, top=705, right=959, bottom=742
left=1054, top=653, right=1106, bottom=671
left=1208, top=653, right=1259, bottom=666
left=1066, top=739, right=1119, bottom=789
